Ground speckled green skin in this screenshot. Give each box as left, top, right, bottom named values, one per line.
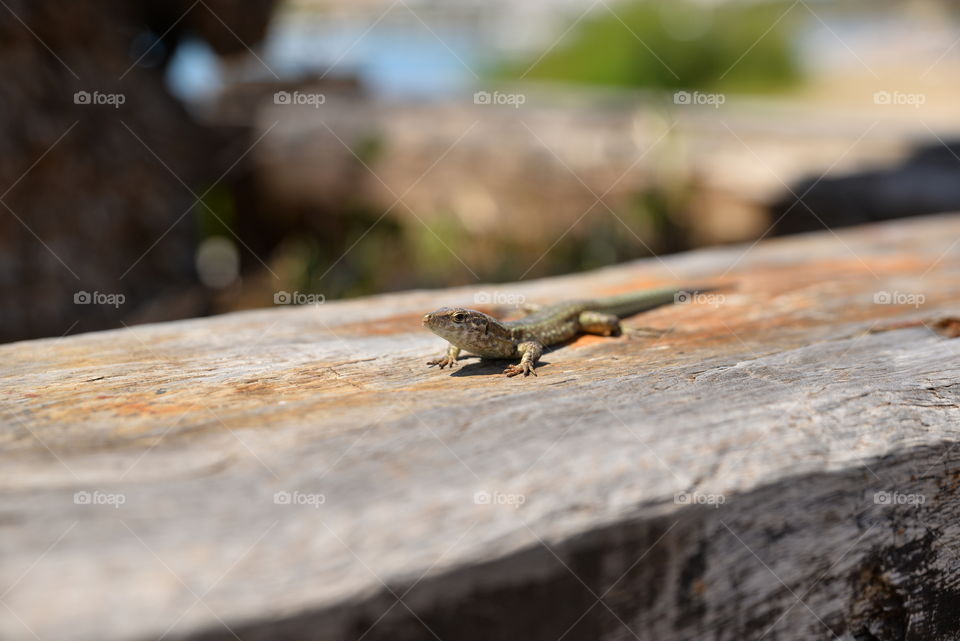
left=423, top=287, right=684, bottom=377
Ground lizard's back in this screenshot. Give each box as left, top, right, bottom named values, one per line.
left=504, top=288, right=683, bottom=346
left=506, top=300, right=590, bottom=345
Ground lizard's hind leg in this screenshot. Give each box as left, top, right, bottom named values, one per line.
left=578, top=311, right=621, bottom=337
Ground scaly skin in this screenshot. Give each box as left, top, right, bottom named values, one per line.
left=422, top=286, right=688, bottom=377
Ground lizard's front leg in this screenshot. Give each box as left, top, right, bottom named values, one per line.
left=503, top=341, right=543, bottom=377
left=427, top=344, right=461, bottom=369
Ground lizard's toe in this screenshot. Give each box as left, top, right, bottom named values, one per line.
left=625, top=326, right=669, bottom=338
left=504, top=363, right=536, bottom=377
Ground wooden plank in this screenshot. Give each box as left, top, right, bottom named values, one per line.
left=2, top=214, right=960, bottom=640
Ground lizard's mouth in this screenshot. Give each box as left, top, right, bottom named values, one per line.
left=422, top=315, right=457, bottom=341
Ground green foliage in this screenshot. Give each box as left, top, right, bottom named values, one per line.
left=195, top=184, right=237, bottom=238
left=500, top=0, right=803, bottom=92
left=310, top=207, right=407, bottom=297
left=352, top=132, right=385, bottom=166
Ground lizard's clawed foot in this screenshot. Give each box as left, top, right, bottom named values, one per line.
left=625, top=326, right=670, bottom=338
left=427, top=356, right=457, bottom=369
left=503, top=362, right=537, bottom=377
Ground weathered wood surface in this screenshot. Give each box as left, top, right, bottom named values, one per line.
left=3, top=214, right=960, bottom=641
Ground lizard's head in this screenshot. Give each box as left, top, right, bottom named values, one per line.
left=423, top=307, right=490, bottom=338
left=422, top=306, right=506, bottom=353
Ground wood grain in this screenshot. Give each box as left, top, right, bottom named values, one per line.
left=3, top=214, right=960, bottom=641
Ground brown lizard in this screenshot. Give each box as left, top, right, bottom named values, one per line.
left=422, top=286, right=698, bottom=377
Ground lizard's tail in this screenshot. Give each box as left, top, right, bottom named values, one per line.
left=592, top=285, right=728, bottom=318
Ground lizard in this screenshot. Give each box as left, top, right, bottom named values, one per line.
left=422, top=286, right=698, bottom=377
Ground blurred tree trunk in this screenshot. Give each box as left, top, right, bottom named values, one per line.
left=0, top=0, right=276, bottom=342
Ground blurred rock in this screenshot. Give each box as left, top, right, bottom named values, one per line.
left=771, top=141, right=960, bottom=235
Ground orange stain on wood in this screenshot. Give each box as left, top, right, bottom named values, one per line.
left=568, top=334, right=616, bottom=349
left=336, top=313, right=424, bottom=336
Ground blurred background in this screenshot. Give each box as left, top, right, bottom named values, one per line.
left=2, top=0, right=958, bottom=343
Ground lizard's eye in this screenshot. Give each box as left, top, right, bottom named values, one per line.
left=452, top=312, right=465, bottom=323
